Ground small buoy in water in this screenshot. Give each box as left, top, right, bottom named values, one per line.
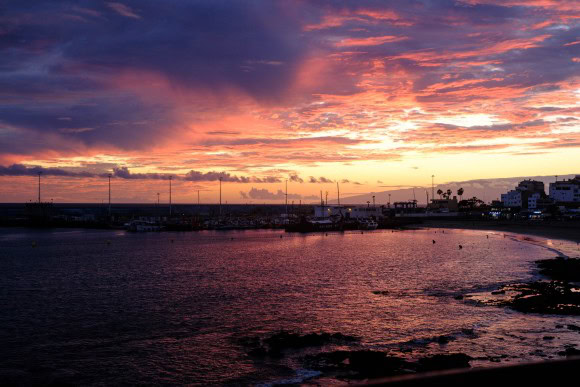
left=487, top=235, right=489, bottom=239
left=459, top=245, right=463, bottom=249
left=280, top=235, right=283, bottom=238
left=31, top=241, right=37, bottom=247
left=361, top=231, right=364, bottom=234
left=325, top=233, right=328, bottom=236
left=432, top=240, right=436, bottom=244
left=442, top=230, right=445, bottom=234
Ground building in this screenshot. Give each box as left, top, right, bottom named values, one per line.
left=527, top=192, right=553, bottom=210
left=501, top=179, right=545, bottom=209
left=313, top=205, right=382, bottom=220
left=549, top=176, right=580, bottom=203
left=428, top=197, right=458, bottom=212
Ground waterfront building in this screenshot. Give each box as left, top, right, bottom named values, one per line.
left=313, top=205, right=382, bottom=220
left=527, top=192, right=554, bottom=210
left=428, top=197, right=458, bottom=212
left=501, top=179, right=546, bottom=209
left=549, top=176, right=580, bottom=203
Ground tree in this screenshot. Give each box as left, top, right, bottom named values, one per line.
left=446, top=189, right=452, bottom=199
left=457, top=188, right=464, bottom=201
left=437, top=189, right=443, bottom=199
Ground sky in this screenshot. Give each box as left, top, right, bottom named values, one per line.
left=0, top=0, right=578, bottom=204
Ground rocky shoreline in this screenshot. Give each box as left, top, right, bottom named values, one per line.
left=467, top=257, right=580, bottom=315
left=235, top=257, right=580, bottom=384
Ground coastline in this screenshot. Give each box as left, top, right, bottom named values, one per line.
left=416, top=219, right=580, bottom=244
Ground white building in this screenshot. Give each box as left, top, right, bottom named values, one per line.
left=501, top=179, right=546, bottom=209
left=501, top=190, right=524, bottom=208
left=549, top=176, right=580, bottom=203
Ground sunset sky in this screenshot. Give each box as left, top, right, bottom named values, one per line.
left=0, top=0, right=578, bottom=203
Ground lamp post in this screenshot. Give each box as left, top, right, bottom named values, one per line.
left=431, top=175, right=435, bottom=203
left=108, top=173, right=111, bottom=217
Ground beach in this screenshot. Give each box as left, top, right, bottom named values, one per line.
left=418, top=220, right=580, bottom=244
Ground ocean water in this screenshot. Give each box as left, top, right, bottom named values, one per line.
left=0, top=227, right=579, bottom=385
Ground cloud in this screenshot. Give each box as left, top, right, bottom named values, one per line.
left=0, top=164, right=106, bottom=178
left=308, top=176, right=334, bottom=183
left=107, top=2, right=141, bottom=19
left=240, top=187, right=318, bottom=201
left=289, top=174, right=304, bottom=183
left=0, top=164, right=283, bottom=183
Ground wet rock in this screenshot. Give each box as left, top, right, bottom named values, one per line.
left=239, top=331, right=359, bottom=357
left=454, top=295, right=464, bottom=300
left=416, top=353, right=472, bottom=372
left=543, top=336, right=555, bottom=340
left=487, top=281, right=580, bottom=315
left=461, top=328, right=478, bottom=338
left=536, top=257, right=580, bottom=281
left=558, top=347, right=580, bottom=357
left=567, top=324, right=580, bottom=331
left=302, top=351, right=472, bottom=381
left=556, top=324, right=564, bottom=328
left=437, top=335, right=455, bottom=344
left=303, top=350, right=409, bottom=379
left=491, top=290, right=505, bottom=295
left=372, top=290, right=389, bottom=296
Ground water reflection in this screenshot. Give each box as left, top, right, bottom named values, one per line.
left=0, top=228, right=578, bottom=384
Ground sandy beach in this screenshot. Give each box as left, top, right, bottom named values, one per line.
left=418, top=219, right=580, bottom=244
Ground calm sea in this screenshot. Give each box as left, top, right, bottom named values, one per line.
left=0, top=228, right=579, bottom=385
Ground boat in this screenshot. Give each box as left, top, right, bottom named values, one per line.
left=358, top=219, right=378, bottom=230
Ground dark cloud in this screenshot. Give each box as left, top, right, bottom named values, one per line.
left=240, top=187, right=318, bottom=201
left=308, top=176, right=334, bottom=183
left=0, top=164, right=106, bottom=178
left=0, top=164, right=282, bottom=183
left=289, top=174, right=304, bottom=183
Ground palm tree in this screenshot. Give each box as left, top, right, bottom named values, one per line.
left=457, top=188, right=464, bottom=201
left=446, top=189, right=452, bottom=199
left=437, top=189, right=443, bottom=199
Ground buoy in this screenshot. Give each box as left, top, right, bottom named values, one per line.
left=459, top=245, right=463, bottom=249
left=361, top=231, right=364, bottom=234
left=432, top=240, right=436, bottom=244
left=280, top=235, right=283, bottom=238
left=325, top=233, right=328, bottom=236
left=442, top=230, right=445, bottom=233
left=487, top=235, right=489, bottom=239
left=231, top=237, right=234, bottom=240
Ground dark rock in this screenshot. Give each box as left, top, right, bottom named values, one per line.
left=437, top=335, right=455, bottom=344
left=558, top=347, right=580, bottom=357
left=543, top=336, right=555, bottom=340
left=240, top=331, right=359, bottom=357
left=491, top=290, right=505, bottom=295
left=501, top=281, right=580, bottom=315
left=454, top=295, right=464, bottom=300
left=567, top=324, right=580, bottom=331
left=303, top=350, right=409, bottom=379
left=535, top=257, right=580, bottom=281
left=372, top=290, right=389, bottom=296
left=556, top=324, right=564, bottom=328
left=416, top=353, right=472, bottom=372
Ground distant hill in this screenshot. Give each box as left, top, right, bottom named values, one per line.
left=332, top=174, right=579, bottom=205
